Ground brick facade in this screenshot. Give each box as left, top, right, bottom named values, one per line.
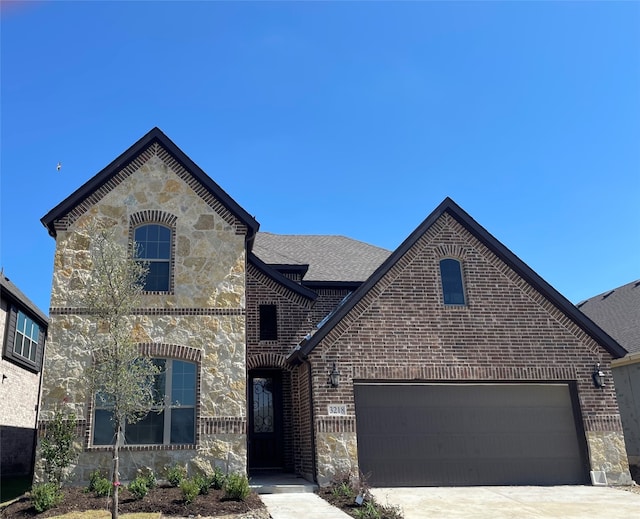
left=1, top=277, right=47, bottom=477
left=305, top=212, right=630, bottom=484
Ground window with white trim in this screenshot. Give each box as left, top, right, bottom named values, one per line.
left=93, top=359, right=196, bottom=446
left=14, top=311, right=40, bottom=363
left=439, top=258, right=466, bottom=305
left=134, top=224, right=171, bottom=292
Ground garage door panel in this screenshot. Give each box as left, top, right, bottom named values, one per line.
left=354, top=383, right=588, bottom=486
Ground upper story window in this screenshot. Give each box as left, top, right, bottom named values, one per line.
left=134, top=224, right=171, bottom=292
left=259, top=304, right=278, bottom=341
left=439, top=258, right=466, bottom=305
left=14, top=311, right=40, bottom=363
left=93, top=358, right=197, bottom=446
left=3, top=306, right=45, bottom=372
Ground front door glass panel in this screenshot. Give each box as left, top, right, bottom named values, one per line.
left=253, top=377, right=274, bottom=433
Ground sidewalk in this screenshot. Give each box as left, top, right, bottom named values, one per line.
left=260, top=493, right=352, bottom=519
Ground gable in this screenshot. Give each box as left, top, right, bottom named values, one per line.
left=41, top=128, right=258, bottom=240
left=292, top=197, right=626, bottom=361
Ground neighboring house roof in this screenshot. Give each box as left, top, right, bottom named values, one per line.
left=291, top=197, right=627, bottom=361
left=253, top=232, right=391, bottom=283
left=0, top=273, right=48, bottom=327
left=41, top=127, right=259, bottom=240
left=577, top=280, right=640, bottom=354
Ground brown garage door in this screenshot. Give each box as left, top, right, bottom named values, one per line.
left=354, top=382, right=589, bottom=486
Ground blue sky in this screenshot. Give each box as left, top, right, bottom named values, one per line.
left=1, top=1, right=638, bottom=314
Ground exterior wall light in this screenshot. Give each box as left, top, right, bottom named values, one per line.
left=592, top=363, right=605, bottom=388
left=328, top=362, right=340, bottom=388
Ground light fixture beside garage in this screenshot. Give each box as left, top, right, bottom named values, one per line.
left=592, top=364, right=605, bottom=388
left=328, top=362, right=340, bottom=388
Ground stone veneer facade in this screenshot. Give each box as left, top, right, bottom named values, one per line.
left=305, top=213, right=632, bottom=486
left=36, top=144, right=248, bottom=483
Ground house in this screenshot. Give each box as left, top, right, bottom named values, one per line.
left=1, top=272, right=48, bottom=478
left=578, top=281, right=640, bottom=473
left=36, top=127, right=632, bottom=487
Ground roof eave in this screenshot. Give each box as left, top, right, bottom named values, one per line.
left=0, top=277, right=49, bottom=326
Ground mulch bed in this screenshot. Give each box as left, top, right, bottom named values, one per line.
left=316, top=488, right=362, bottom=518
left=0, top=485, right=265, bottom=518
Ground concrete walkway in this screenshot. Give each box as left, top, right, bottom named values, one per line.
left=370, top=486, right=640, bottom=519
left=260, top=493, right=352, bottom=519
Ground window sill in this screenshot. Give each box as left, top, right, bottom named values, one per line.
left=87, top=443, right=196, bottom=452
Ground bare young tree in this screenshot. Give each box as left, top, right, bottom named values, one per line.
left=83, top=226, right=161, bottom=519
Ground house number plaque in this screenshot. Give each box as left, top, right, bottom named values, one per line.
left=328, top=404, right=347, bottom=416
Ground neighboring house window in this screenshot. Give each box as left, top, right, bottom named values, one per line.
left=93, top=359, right=196, bottom=446
left=439, top=258, right=466, bottom=305
left=259, top=305, right=278, bottom=341
left=14, top=311, right=40, bottom=362
left=134, top=224, right=171, bottom=292
left=3, top=306, right=45, bottom=372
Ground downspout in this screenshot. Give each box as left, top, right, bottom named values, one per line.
left=301, top=355, right=317, bottom=484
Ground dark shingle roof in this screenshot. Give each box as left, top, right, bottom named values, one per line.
left=0, top=273, right=49, bottom=325
left=577, top=280, right=640, bottom=354
left=253, top=233, right=391, bottom=283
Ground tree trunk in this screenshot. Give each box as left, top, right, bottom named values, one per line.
left=112, top=424, right=120, bottom=519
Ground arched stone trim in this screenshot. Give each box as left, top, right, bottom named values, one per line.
left=137, top=342, right=202, bottom=362
left=247, top=352, right=292, bottom=371
left=129, top=211, right=177, bottom=294
left=433, top=243, right=468, bottom=261
left=130, top=210, right=177, bottom=228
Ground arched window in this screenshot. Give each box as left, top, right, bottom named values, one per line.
left=439, top=258, right=466, bottom=305
left=93, top=359, right=197, bottom=446
left=134, top=224, right=171, bottom=292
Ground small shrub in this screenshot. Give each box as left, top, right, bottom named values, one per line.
left=332, top=481, right=355, bottom=499
left=211, top=466, right=227, bottom=490
left=354, top=501, right=381, bottom=519
left=89, top=473, right=112, bottom=497
left=180, top=478, right=200, bottom=504
left=87, top=470, right=105, bottom=493
left=193, top=473, right=212, bottom=495
left=166, top=464, right=187, bottom=487
left=128, top=477, right=149, bottom=500
left=137, top=467, right=157, bottom=489
left=223, top=473, right=250, bottom=501
left=31, top=482, right=63, bottom=513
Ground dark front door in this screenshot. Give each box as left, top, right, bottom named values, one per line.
left=248, top=370, right=284, bottom=470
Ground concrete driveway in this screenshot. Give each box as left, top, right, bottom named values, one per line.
left=370, top=486, right=640, bottom=519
